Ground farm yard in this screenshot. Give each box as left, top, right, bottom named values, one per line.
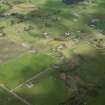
left=0, top=0, right=105, bottom=105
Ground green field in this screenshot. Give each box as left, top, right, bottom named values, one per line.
left=0, top=0, right=105, bottom=105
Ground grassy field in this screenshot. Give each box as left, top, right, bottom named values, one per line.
left=0, top=0, right=105, bottom=105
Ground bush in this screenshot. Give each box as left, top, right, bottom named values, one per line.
left=0, top=4, right=9, bottom=13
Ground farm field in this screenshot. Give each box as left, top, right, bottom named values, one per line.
left=0, top=0, right=105, bottom=105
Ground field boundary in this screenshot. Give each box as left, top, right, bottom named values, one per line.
left=10, top=68, right=50, bottom=92
left=0, top=84, right=32, bottom=105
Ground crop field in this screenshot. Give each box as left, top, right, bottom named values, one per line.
left=0, top=0, right=105, bottom=105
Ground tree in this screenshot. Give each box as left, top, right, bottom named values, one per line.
left=63, top=0, right=84, bottom=4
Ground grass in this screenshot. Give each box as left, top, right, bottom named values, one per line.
left=0, top=53, right=57, bottom=89
left=15, top=72, right=69, bottom=105
left=0, top=87, right=26, bottom=105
